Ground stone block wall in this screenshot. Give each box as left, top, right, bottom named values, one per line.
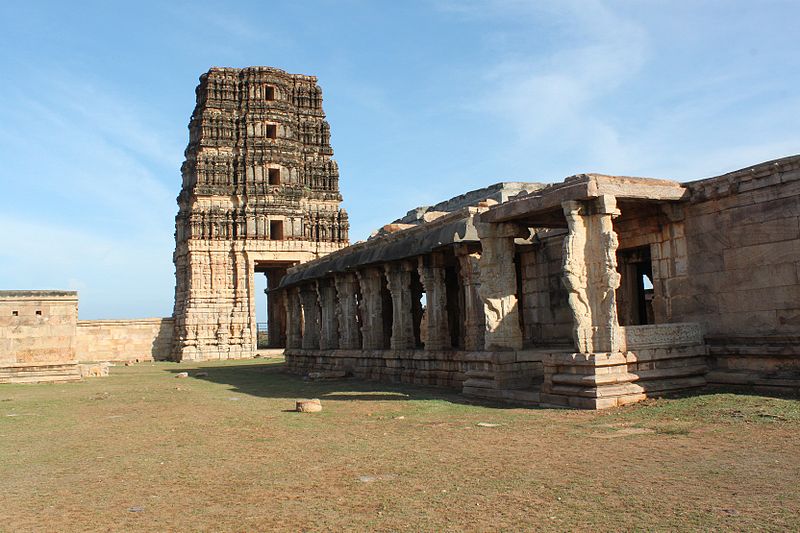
left=681, top=158, right=800, bottom=391
left=285, top=348, right=467, bottom=389
left=76, top=318, right=174, bottom=362
left=0, top=291, right=78, bottom=365
left=517, top=237, right=573, bottom=346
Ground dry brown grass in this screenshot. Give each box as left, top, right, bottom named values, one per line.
left=1, top=358, right=799, bottom=532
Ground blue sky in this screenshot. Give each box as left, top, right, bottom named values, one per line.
left=0, top=0, right=798, bottom=320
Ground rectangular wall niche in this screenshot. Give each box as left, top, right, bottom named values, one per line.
left=270, top=220, right=284, bottom=240
left=265, top=86, right=275, bottom=100
left=266, top=124, right=277, bottom=139
left=268, top=168, right=281, bottom=185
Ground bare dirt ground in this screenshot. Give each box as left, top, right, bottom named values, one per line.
left=1, top=358, right=798, bottom=532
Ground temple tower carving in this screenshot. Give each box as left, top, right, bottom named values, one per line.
left=171, top=66, right=348, bottom=361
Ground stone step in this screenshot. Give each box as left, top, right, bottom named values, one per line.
left=0, top=363, right=82, bottom=384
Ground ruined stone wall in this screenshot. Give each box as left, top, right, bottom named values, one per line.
left=172, top=66, right=348, bottom=361
left=0, top=291, right=78, bottom=365
left=76, top=318, right=174, bottom=362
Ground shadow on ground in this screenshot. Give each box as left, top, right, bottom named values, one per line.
left=164, top=360, right=514, bottom=407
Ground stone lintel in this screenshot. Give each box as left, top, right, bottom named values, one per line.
left=481, top=174, right=687, bottom=225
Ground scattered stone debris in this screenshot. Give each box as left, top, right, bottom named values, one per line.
left=175, top=372, right=189, bottom=379
left=393, top=416, right=405, bottom=420
left=128, top=506, right=144, bottom=513
left=195, top=371, right=208, bottom=377
left=476, top=422, right=502, bottom=428
left=296, top=399, right=322, bottom=413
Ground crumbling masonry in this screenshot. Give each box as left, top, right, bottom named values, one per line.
left=171, top=67, right=348, bottom=361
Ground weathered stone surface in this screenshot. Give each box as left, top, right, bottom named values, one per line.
left=76, top=318, right=173, bottom=362
left=561, top=196, right=621, bottom=353
left=171, top=67, right=349, bottom=361
left=296, top=399, right=322, bottom=412
left=476, top=222, right=526, bottom=351
left=0, top=291, right=78, bottom=368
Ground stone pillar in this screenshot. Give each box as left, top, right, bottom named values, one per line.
left=298, top=284, right=321, bottom=350
left=476, top=222, right=527, bottom=351
left=285, top=287, right=302, bottom=349
left=456, top=245, right=485, bottom=351
left=356, top=267, right=385, bottom=350
left=266, top=269, right=287, bottom=348
left=418, top=253, right=451, bottom=351
left=316, top=278, right=339, bottom=350
left=561, top=195, right=622, bottom=353
left=334, top=272, right=361, bottom=350
left=384, top=261, right=416, bottom=350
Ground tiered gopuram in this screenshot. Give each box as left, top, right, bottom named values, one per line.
left=171, top=67, right=348, bottom=361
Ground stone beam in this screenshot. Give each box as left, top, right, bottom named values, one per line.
left=481, top=174, right=687, bottom=224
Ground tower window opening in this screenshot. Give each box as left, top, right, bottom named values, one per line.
left=265, top=86, right=275, bottom=100
left=270, top=220, right=284, bottom=240
left=266, top=124, right=277, bottom=139
left=268, top=168, right=281, bottom=185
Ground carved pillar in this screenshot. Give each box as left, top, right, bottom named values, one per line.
left=316, top=278, right=339, bottom=350
left=456, top=245, right=485, bottom=351
left=335, top=273, right=361, bottom=350
left=266, top=269, right=287, bottom=348
left=418, top=253, right=451, bottom=351
left=285, top=287, right=302, bottom=349
left=385, top=261, right=416, bottom=350
left=476, top=222, right=527, bottom=351
left=561, top=195, right=622, bottom=353
left=356, top=267, right=385, bottom=350
left=298, top=284, right=321, bottom=350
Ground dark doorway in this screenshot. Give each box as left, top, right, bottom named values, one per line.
left=616, top=246, right=654, bottom=326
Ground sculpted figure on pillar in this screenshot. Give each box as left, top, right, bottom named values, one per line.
left=476, top=222, right=527, bottom=351
left=561, top=195, right=622, bottom=353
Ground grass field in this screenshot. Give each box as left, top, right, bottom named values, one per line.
left=1, top=358, right=799, bottom=532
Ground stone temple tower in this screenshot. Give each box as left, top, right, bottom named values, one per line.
left=172, top=66, right=349, bottom=361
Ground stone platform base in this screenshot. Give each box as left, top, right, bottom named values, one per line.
left=0, top=362, right=82, bottom=384
left=461, top=348, right=547, bottom=405
left=706, top=336, right=800, bottom=396
left=540, top=344, right=708, bottom=409
left=285, top=348, right=467, bottom=389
